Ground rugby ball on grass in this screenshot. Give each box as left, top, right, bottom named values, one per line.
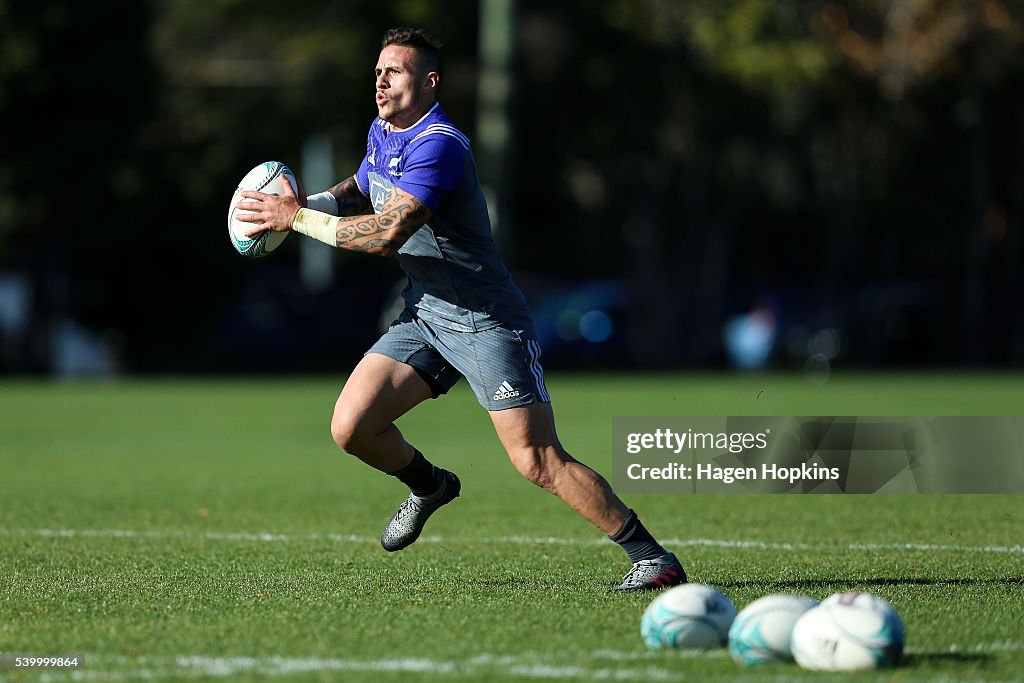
left=728, top=593, right=818, bottom=666
left=791, top=591, right=904, bottom=671
left=641, top=583, right=737, bottom=650
left=227, top=161, right=297, bottom=257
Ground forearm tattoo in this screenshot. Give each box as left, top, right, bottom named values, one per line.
left=329, top=177, right=372, bottom=217
left=332, top=190, right=431, bottom=255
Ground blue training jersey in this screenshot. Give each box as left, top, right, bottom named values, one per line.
left=355, top=103, right=531, bottom=333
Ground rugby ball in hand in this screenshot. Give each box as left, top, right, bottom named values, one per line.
left=227, top=161, right=297, bottom=257
left=728, top=593, right=818, bottom=666
left=641, top=584, right=737, bottom=650
left=791, top=591, right=905, bottom=671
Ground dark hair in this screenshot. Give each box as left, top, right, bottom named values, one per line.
left=381, top=27, right=443, bottom=78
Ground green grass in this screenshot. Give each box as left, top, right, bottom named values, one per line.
left=1, top=373, right=1022, bottom=682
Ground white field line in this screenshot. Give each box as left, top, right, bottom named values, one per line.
left=905, top=642, right=1024, bottom=654
left=29, top=652, right=702, bottom=682
left=953, top=641, right=1024, bottom=652
left=1, top=527, right=1022, bottom=555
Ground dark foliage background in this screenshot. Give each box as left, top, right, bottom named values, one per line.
left=1, top=0, right=1021, bottom=374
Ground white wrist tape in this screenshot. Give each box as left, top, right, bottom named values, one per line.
left=292, top=208, right=340, bottom=246
left=306, top=191, right=339, bottom=215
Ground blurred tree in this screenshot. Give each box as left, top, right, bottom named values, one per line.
left=510, top=0, right=1024, bottom=366
left=0, top=0, right=157, bottom=372
left=2, top=0, right=1022, bottom=373
left=806, top=0, right=1024, bottom=362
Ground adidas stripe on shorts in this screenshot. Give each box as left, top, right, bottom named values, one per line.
left=367, top=309, right=551, bottom=411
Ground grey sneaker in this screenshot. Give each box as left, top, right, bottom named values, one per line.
left=615, top=552, right=687, bottom=591
left=380, top=470, right=461, bottom=552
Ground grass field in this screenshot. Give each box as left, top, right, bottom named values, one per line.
left=1, top=373, right=1022, bottom=682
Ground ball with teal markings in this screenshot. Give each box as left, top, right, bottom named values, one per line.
left=791, top=591, right=905, bottom=671
left=728, top=593, right=818, bottom=666
left=227, top=161, right=296, bottom=257
left=641, top=584, right=737, bottom=650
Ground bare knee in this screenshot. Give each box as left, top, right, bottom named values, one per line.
left=509, top=446, right=564, bottom=491
left=330, top=411, right=366, bottom=455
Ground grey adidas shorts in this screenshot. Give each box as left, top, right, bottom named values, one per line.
left=367, top=309, right=551, bottom=411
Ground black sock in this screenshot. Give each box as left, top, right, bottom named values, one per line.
left=609, top=510, right=667, bottom=564
left=390, top=448, right=444, bottom=498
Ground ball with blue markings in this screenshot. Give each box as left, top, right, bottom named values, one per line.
left=640, top=584, right=737, bottom=650
left=791, top=591, right=905, bottom=671
left=228, top=161, right=296, bottom=257
left=728, top=593, right=818, bottom=666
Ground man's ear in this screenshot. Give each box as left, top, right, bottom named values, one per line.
left=423, top=71, right=440, bottom=91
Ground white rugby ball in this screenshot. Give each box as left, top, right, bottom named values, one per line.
left=641, top=584, right=737, bottom=650
left=227, top=161, right=297, bottom=257
left=728, top=593, right=818, bottom=666
left=791, top=591, right=905, bottom=671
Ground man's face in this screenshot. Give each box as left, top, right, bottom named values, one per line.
left=374, top=45, right=435, bottom=130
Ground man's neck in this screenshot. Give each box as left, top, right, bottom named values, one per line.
left=387, top=102, right=438, bottom=132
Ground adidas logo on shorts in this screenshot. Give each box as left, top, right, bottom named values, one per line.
left=493, top=380, right=520, bottom=401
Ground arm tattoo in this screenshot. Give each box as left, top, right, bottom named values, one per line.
left=350, top=239, right=394, bottom=253
left=332, top=189, right=431, bottom=256
left=328, top=176, right=372, bottom=217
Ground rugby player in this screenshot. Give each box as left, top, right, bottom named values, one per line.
left=236, top=27, right=685, bottom=590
